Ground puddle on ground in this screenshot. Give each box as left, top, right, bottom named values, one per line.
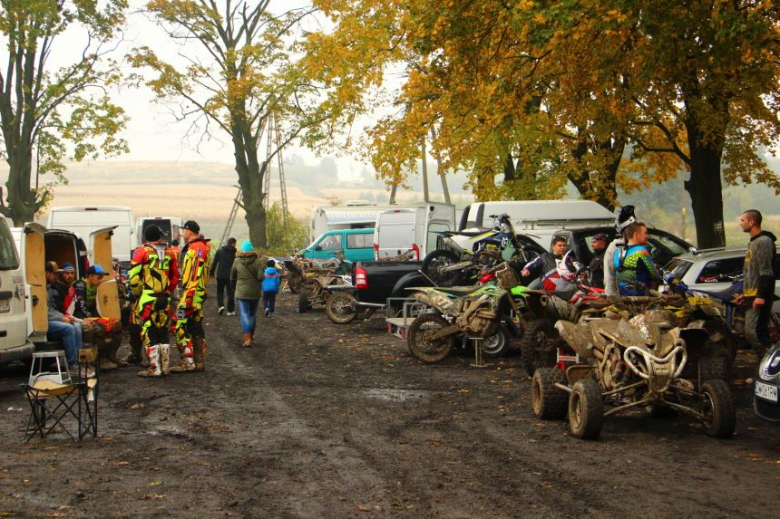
left=362, top=388, right=428, bottom=402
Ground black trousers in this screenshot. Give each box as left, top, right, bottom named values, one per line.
left=263, top=292, right=277, bottom=313
left=216, top=278, right=236, bottom=312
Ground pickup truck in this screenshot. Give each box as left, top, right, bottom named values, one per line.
left=352, top=260, right=431, bottom=314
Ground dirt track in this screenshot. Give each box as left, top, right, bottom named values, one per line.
left=2, top=288, right=780, bottom=519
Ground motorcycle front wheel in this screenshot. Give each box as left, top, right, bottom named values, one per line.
left=408, top=313, right=455, bottom=363
left=326, top=292, right=358, bottom=324
left=421, top=249, right=462, bottom=286
left=482, top=327, right=510, bottom=358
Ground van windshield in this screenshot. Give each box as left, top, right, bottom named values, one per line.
left=0, top=219, right=20, bottom=270
left=142, top=219, right=173, bottom=242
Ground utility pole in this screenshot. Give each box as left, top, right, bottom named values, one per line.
left=421, top=138, right=429, bottom=202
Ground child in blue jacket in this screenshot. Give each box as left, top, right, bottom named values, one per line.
left=262, top=259, right=281, bottom=316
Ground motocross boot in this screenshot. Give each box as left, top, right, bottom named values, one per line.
left=159, top=344, right=171, bottom=376
left=98, top=342, right=117, bottom=371
left=170, top=342, right=196, bottom=373
left=137, top=345, right=161, bottom=377
left=193, top=336, right=205, bottom=371
left=106, top=336, right=129, bottom=367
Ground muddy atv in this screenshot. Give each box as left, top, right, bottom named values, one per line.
left=531, top=310, right=736, bottom=440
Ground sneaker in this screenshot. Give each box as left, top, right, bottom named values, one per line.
left=227, top=311, right=236, bottom=316
left=218, top=306, right=225, bottom=315
left=264, top=309, right=270, bottom=317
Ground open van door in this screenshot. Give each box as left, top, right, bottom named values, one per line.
left=90, top=227, right=121, bottom=321
left=22, top=223, right=48, bottom=341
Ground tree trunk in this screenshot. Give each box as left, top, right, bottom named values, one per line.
left=684, top=145, right=725, bottom=248
left=232, top=113, right=267, bottom=248
left=3, top=148, right=37, bottom=225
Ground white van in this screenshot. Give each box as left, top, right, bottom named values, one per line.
left=47, top=206, right=135, bottom=264
left=459, top=200, right=614, bottom=249
left=310, top=201, right=399, bottom=240
left=134, top=216, right=183, bottom=248
left=11, top=224, right=121, bottom=348
left=374, top=203, right=456, bottom=260
left=0, top=215, right=35, bottom=364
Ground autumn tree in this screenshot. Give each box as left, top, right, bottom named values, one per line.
left=131, top=0, right=316, bottom=247
left=0, top=0, right=129, bottom=224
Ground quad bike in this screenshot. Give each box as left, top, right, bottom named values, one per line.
left=531, top=309, right=736, bottom=440
left=286, top=249, right=351, bottom=294
left=421, top=213, right=538, bottom=286
left=406, top=263, right=523, bottom=362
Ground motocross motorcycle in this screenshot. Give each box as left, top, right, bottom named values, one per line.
left=421, top=213, right=538, bottom=286
left=532, top=310, right=736, bottom=440
left=406, top=263, right=524, bottom=362
left=324, top=284, right=377, bottom=324
left=285, top=249, right=351, bottom=294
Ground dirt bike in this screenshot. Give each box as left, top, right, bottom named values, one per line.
left=421, top=213, right=537, bottom=286
left=324, top=285, right=377, bottom=324
left=532, top=309, right=736, bottom=440
left=406, top=264, right=523, bottom=362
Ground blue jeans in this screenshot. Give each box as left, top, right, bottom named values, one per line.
left=237, top=299, right=259, bottom=335
left=47, top=320, right=80, bottom=366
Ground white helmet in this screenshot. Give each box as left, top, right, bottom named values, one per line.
left=615, top=205, right=636, bottom=232
left=557, top=250, right=579, bottom=282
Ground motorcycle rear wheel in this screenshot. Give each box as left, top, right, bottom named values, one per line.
left=408, top=313, right=455, bottom=363
left=568, top=379, right=603, bottom=440
left=421, top=249, right=462, bottom=286
left=326, top=292, right=358, bottom=324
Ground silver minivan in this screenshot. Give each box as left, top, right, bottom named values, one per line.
left=0, top=215, right=35, bottom=364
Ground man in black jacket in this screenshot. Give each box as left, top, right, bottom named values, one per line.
left=210, top=237, right=237, bottom=316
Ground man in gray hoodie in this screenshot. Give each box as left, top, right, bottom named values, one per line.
left=739, top=209, right=777, bottom=354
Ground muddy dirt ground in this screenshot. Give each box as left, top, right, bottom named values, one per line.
left=1, top=287, right=779, bottom=519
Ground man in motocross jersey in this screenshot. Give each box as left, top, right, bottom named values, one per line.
left=171, top=220, right=211, bottom=373
left=613, top=222, right=662, bottom=296
left=129, top=225, right=180, bottom=377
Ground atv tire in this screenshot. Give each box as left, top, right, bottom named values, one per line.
left=408, top=313, right=455, bottom=363
left=568, top=379, right=603, bottom=440
left=700, top=379, right=736, bottom=438
left=325, top=292, right=357, bottom=324
left=532, top=368, right=568, bottom=420
left=698, top=356, right=730, bottom=387
left=421, top=249, right=462, bottom=287
left=298, top=290, right=311, bottom=314
left=288, top=275, right=303, bottom=294
left=520, top=319, right=558, bottom=377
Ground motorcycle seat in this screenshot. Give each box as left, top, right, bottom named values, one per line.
left=437, top=285, right=485, bottom=296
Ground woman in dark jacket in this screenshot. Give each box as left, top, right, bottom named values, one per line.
left=230, top=240, right=263, bottom=347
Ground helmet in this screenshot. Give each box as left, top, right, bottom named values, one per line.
left=615, top=205, right=636, bottom=232
left=557, top=250, right=579, bottom=282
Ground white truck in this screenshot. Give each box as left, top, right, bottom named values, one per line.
left=310, top=201, right=399, bottom=240
left=134, top=216, right=184, bottom=248
left=46, top=206, right=135, bottom=264
left=373, top=203, right=456, bottom=260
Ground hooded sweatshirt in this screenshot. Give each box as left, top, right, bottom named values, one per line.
left=744, top=230, right=777, bottom=301
left=230, top=251, right=263, bottom=300
left=210, top=244, right=237, bottom=280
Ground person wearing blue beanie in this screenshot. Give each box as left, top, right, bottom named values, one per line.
left=230, top=240, right=262, bottom=347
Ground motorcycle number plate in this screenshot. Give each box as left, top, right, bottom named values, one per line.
left=755, top=381, right=778, bottom=403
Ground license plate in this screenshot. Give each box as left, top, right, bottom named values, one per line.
left=755, top=381, right=778, bottom=403
left=0, top=299, right=9, bottom=313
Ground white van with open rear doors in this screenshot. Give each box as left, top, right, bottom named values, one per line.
left=0, top=215, right=34, bottom=365
left=11, top=224, right=121, bottom=351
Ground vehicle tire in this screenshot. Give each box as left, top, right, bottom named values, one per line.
left=298, top=290, right=310, bottom=314
left=703, top=319, right=737, bottom=362
left=568, top=379, right=603, bottom=440
left=532, top=368, right=568, bottom=420
left=407, top=313, right=455, bottom=363
left=698, top=356, right=730, bottom=387
left=325, top=292, right=357, bottom=324
left=520, top=319, right=557, bottom=377
left=421, top=249, right=462, bottom=286
left=700, top=379, right=736, bottom=438
left=481, top=327, right=510, bottom=358
left=288, top=274, right=303, bottom=294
